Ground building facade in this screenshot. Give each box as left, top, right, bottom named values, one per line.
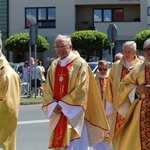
left=0, top=0, right=8, bottom=56
left=2, top=0, right=150, bottom=67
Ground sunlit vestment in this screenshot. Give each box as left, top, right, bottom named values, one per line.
left=94, top=69, right=114, bottom=150
left=104, top=57, right=141, bottom=145
left=42, top=51, right=110, bottom=150
left=95, top=69, right=110, bottom=108
left=113, top=61, right=150, bottom=150
left=0, top=54, right=21, bottom=150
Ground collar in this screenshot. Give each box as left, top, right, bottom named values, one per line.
left=95, top=68, right=110, bottom=79
left=99, top=74, right=107, bottom=79
left=125, top=60, right=134, bottom=68
left=59, top=52, right=72, bottom=67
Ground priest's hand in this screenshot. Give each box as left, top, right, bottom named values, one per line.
left=136, top=82, right=150, bottom=94
left=53, top=105, right=62, bottom=114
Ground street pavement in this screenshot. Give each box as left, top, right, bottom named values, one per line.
left=17, top=103, right=96, bottom=150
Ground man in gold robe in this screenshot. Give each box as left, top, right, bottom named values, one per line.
left=42, top=34, right=110, bottom=150
left=113, top=38, right=150, bottom=150
left=105, top=41, right=142, bottom=146
left=0, top=33, right=21, bottom=150
left=95, top=60, right=110, bottom=108
left=94, top=60, right=113, bottom=150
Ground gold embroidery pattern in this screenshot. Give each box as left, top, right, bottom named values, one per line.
left=140, top=66, right=150, bottom=150
left=114, top=113, right=125, bottom=134
left=115, top=66, right=132, bottom=134
left=58, top=69, right=66, bottom=98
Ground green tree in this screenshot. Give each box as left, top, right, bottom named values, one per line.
left=134, top=30, right=150, bottom=50
left=71, top=30, right=110, bottom=61
left=4, top=33, right=50, bottom=52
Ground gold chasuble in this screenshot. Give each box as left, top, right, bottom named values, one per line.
left=0, top=54, right=21, bottom=150
left=105, top=57, right=142, bottom=145
left=114, top=66, right=132, bottom=134
left=113, top=61, right=150, bottom=150
left=42, top=51, right=110, bottom=150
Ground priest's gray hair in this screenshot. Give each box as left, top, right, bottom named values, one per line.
left=122, top=41, right=137, bottom=52
left=98, top=59, right=108, bottom=68
left=143, top=39, right=150, bottom=49
left=54, top=34, right=72, bottom=47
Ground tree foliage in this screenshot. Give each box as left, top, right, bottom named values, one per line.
left=71, top=30, right=110, bottom=50
left=134, top=30, right=150, bottom=50
left=4, top=33, right=50, bottom=52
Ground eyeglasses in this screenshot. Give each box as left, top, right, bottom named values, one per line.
left=99, top=67, right=108, bottom=71
left=144, top=48, right=150, bottom=52
left=55, top=45, right=69, bottom=50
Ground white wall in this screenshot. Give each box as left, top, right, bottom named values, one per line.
left=9, top=0, right=75, bottom=66
left=8, top=0, right=147, bottom=66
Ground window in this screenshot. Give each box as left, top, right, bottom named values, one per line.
left=114, top=9, right=123, bottom=21
left=94, top=9, right=102, bottom=21
left=94, top=8, right=123, bottom=22
left=148, top=7, right=150, bottom=16
left=25, top=7, right=56, bottom=28
left=103, top=9, right=112, bottom=22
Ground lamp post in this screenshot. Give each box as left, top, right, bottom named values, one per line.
left=107, top=24, right=117, bottom=65
left=28, top=16, right=38, bottom=98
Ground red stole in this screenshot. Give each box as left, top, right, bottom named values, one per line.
left=140, top=65, right=150, bottom=150
left=115, top=66, right=133, bottom=134
left=99, top=77, right=108, bottom=99
left=51, top=62, right=73, bottom=148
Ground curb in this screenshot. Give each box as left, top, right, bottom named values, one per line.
left=20, top=95, right=43, bottom=105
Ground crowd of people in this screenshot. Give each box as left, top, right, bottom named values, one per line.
left=0, top=33, right=149, bottom=150
left=21, top=57, right=56, bottom=97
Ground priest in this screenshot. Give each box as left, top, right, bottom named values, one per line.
left=42, top=34, right=110, bottom=150
left=0, top=33, right=21, bottom=150
left=113, top=38, right=150, bottom=150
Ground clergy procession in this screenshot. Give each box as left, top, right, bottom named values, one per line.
left=1, top=33, right=150, bottom=150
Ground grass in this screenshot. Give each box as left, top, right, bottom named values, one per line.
left=20, top=96, right=44, bottom=104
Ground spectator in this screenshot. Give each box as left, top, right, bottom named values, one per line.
left=39, top=59, right=45, bottom=96
left=39, top=59, right=45, bottom=82
left=42, top=34, right=109, bottom=150
left=30, top=57, right=35, bottom=68
left=31, top=59, right=43, bottom=97
left=22, top=61, right=30, bottom=95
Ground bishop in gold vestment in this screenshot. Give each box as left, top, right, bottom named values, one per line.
left=95, top=62, right=110, bottom=108
left=113, top=39, right=150, bottom=150
left=42, top=51, right=109, bottom=150
left=42, top=35, right=110, bottom=150
left=94, top=60, right=114, bottom=150
left=0, top=53, right=21, bottom=150
left=113, top=61, right=150, bottom=150
left=105, top=41, right=142, bottom=146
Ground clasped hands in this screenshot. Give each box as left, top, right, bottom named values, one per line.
left=53, top=104, right=62, bottom=114
left=136, top=82, right=150, bottom=94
